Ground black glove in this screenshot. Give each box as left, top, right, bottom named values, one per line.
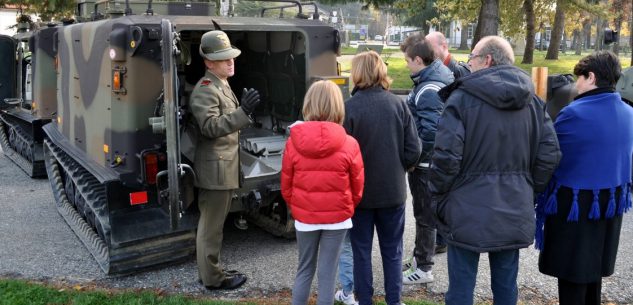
left=240, top=88, right=261, bottom=115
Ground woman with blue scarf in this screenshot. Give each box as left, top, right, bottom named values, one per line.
left=536, top=51, right=633, bottom=305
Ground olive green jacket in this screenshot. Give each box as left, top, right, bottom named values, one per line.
left=189, top=70, right=250, bottom=190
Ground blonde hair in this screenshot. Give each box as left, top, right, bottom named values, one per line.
left=302, top=80, right=345, bottom=125
left=351, top=51, right=392, bottom=90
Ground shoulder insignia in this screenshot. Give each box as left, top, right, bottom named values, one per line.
left=200, top=79, right=212, bottom=87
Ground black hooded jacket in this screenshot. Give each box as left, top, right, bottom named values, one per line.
left=430, top=65, right=561, bottom=252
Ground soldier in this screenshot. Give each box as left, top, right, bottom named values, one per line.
left=189, top=30, right=260, bottom=290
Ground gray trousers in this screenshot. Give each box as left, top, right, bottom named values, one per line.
left=197, top=189, right=232, bottom=287
left=292, top=229, right=348, bottom=305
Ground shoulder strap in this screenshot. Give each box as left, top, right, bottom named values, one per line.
left=285, top=32, right=297, bottom=74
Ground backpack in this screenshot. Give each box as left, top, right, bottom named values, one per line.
left=545, top=74, right=576, bottom=121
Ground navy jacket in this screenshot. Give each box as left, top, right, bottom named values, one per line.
left=344, top=86, right=421, bottom=209
left=406, top=59, right=454, bottom=163
left=430, top=65, right=561, bottom=252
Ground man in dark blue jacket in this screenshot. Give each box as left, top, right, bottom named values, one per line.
left=399, top=34, right=454, bottom=285
left=429, top=36, right=560, bottom=305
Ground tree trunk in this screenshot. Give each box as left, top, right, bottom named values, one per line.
left=472, top=4, right=484, bottom=50
left=583, top=19, right=592, bottom=50
left=423, top=23, right=431, bottom=36
left=613, top=0, right=624, bottom=55
left=545, top=0, right=565, bottom=59
left=459, top=21, right=469, bottom=50
left=630, top=0, right=633, bottom=66
left=472, top=0, right=499, bottom=50
left=522, top=0, right=535, bottom=64
left=595, top=18, right=605, bottom=51
left=537, top=21, right=545, bottom=51
left=574, top=29, right=582, bottom=55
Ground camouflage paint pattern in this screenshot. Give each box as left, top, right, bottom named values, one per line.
left=56, top=16, right=166, bottom=180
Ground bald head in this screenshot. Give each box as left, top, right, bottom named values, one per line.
left=475, top=36, right=515, bottom=67
left=425, top=31, right=449, bottom=61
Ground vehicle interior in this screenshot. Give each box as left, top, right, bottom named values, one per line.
left=176, top=30, right=308, bottom=177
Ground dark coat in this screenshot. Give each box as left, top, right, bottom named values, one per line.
left=538, top=186, right=623, bottom=283
left=344, top=86, right=421, bottom=209
left=406, top=60, right=454, bottom=163
left=430, top=65, right=561, bottom=252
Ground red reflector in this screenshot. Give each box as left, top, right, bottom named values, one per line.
left=144, top=153, right=158, bottom=185
left=130, top=191, right=148, bottom=205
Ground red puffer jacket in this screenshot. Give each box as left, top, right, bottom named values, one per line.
left=281, top=121, right=364, bottom=224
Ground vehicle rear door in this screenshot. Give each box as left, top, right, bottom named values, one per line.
left=160, top=19, right=193, bottom=230
left=0, top=35, right=16, bottom=105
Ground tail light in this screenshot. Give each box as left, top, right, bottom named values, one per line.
left=144, top=153, right=159, bottom=185
left=130, top=191, right=148, bottom=205
left=113, top=70, right=121, bottom=90
left=111, top=66, right=127, bottom=94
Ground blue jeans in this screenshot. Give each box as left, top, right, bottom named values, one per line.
left=351, top=205, right=405, bottom=305
left=338, top=230, right=354, bottom=294
left=445, top=245, right=519, bottom=305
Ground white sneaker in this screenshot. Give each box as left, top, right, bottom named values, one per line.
left=403, top=268, right=434, bottom=284
left=402, top=256, right=416, bottom=272
left=334, top=290, right=358, bottom=305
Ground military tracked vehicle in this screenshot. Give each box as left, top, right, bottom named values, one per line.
left=0, top=0, right=348, bottom=274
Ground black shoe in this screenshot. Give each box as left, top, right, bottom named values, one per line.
left=197, top=270, right=244, bottom=286
left=203, top=274, right=247, bottom=290
left=434, top=244, right=447, bottom=254
left=222, top=269, right=243, bottom=276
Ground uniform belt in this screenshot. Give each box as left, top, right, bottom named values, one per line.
left=417, top=162, right=430, bottom=168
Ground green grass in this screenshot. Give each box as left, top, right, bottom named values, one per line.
left=0, top=279, right=441, bottom=305
left=341, top=46, right=400, bottom=55
left=340, top=48, right=633, bottom=90
left=0, top=279, right=247, bottom=305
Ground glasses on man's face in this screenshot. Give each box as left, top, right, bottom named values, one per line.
left=468, top=53, right=484, bottom=61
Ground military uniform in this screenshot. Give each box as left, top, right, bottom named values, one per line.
left=189, top=31, right=251, bottom=288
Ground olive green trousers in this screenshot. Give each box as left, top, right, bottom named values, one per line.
left=196, top=188, right=233, bottom=287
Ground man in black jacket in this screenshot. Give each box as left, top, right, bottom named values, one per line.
left=429, top=36, right=560, bottom=305
left=426, top=32, right=471, bottom=80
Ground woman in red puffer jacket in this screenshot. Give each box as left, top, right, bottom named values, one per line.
left=282, top=80, right=364, bottom=305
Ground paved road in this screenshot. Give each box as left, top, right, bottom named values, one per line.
left=1, top=145, right=632, bottom=304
